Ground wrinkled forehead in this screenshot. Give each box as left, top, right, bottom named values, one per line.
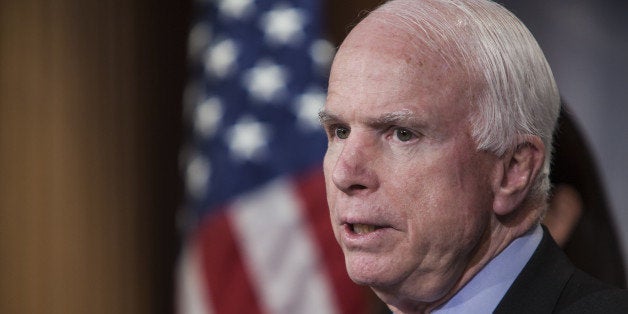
left=331, top=13, right=474, bottom=100
left=339, top=14, right=430, bottom=68
left=326, top=15, right=476, bottom=128
left=339, top=9, right=476, bottom=83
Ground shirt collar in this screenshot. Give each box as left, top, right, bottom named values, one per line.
left=432, top=224, right=543, bottom=314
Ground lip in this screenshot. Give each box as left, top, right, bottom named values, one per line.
left=339, top=222, right=396, bottom=251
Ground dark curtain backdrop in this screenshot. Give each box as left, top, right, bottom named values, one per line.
left=0, top=0, right=189, bottom=313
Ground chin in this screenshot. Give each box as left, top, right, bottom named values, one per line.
left=346, top=253, right=453, bottom=307
left=344, top=252, right=399, bottom=287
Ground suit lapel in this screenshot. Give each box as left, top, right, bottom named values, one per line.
left=493, top=227, right=575, bottom=313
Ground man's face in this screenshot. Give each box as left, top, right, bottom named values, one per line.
left=322, top=20, right=499, bottom=303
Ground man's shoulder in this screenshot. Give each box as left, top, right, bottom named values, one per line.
left=556, top=269, right=628, bottom=313
left=495, top=227, right=628, bottom=313
left=558, top=287, right=628, bottom=313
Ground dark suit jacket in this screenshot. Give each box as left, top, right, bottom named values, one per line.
left=494, top=227, right=628, bottom=313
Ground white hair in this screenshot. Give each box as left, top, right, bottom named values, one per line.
left=373, top=0, right=561, bottom=198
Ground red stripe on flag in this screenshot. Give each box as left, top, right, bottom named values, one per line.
left=295, top=167, right=369, bottom=314
left=197, top=210, right=263, bottom=314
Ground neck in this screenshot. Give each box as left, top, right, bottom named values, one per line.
left=384, top=206, right=542, bottom=314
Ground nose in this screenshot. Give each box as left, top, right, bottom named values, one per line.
left=329, top=134, right=379, bottom=195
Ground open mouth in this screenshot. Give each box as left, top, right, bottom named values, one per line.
left=350, top=223, right=383, bottom=235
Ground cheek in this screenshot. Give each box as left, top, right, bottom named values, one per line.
left=398, top=153, right=491, bottom=234
left=322, top=145, right=339, bottom=181
left=322, top=148, right=334, bottom=185
left=323, top=152, right=340, bottom=218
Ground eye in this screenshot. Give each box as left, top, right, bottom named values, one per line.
left=394, top=128, right=414, bottom=142
left=335, top=126, right=350, bottom=139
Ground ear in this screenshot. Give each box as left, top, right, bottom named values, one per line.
left=492, top=135, right=545, bottom=216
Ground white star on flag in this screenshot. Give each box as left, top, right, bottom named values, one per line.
left=294, top=88, right=326, bottom=131
left=225, top=116, right=272, bottom=161
left=261, top=5, right=306, bottom=46
left=188, top=22, right=212, bottom=60
left=310, top=39, right=336, bottom=73
left=194, top=97, right=224, bottom=138
left=242, top=60, right=288, bottom=103
left=186, top=153, right=211, bottom=199
left=205, top=39, right=239, bottom=78
left=218, top=0, right=255, bottom=19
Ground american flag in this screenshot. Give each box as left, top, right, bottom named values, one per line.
left=176, top=0, right=368, bottom=313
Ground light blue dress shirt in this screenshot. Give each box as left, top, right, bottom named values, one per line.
left=432, top=224, right=543, bottom=313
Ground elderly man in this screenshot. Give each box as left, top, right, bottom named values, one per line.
left=320, top=0, right=628, bottom=312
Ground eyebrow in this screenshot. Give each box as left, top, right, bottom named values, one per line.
left=366, top=110, right=415, bottom=128
left=318, top=110, right=340, bottom=125
left=318, top=109, right=416, bottom=125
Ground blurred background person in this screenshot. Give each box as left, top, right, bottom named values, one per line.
left=544, top=105, right=626, bottom=288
